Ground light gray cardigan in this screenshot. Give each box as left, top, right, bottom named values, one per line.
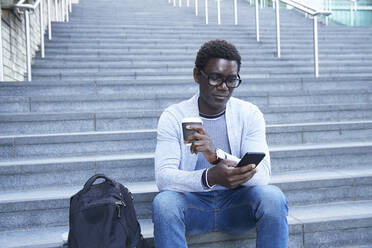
left=155, top=94, right=271, bottom=192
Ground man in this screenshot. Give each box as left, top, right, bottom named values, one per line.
left=152, top=40, right=288, bottom=247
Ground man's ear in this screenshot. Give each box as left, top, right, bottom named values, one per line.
left=193, top=67, right=200, bottom=84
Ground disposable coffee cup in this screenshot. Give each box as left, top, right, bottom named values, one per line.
left=182, top=117, right=203, bottom=146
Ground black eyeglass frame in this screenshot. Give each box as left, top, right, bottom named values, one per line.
left=198, top=69, right=242, bottom=88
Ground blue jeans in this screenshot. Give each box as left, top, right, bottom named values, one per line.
left=152, top=185, right=288, bottom=248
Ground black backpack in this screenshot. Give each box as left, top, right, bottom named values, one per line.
left=68, top=174, right=148, bottom=248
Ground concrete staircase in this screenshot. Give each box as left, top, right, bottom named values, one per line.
left=1, top=0, right=372, bottom=247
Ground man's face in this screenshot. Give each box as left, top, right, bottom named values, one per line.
left=194, top=58, right=239, bottom=115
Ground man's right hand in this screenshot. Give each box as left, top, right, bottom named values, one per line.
left=207, top=160, right=258, bottom=189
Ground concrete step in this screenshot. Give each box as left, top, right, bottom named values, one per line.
left=50, top=19, right=370, bottom=29
left=42, top=31, right=372, bottom=41
left=30, top=60, right=372, bottom=72
left=0, top=130, right=157, bottom=161
left=29, top=70, right=372, bottom=81
left=1, top=77, right=372, bottom=97
left=60, top=16, right=356, bottom=27
left=83, top=199, right=372, bottom=247
left=30, top=66, right=372, bottom=79
left=38, top=32, right=372, bottom=44
left=48, top=22, right=372, bottom=31
left=29, top=58, right=372, bottom=69
left=0, top=167, right=371, bottom=231
left=1, top=103, right=372, bottom=134
left=38, top=31, right=371, bottom=42
left=31, top=53, right=372, bottom=62
left=2, top=200, right=372, bottom=248
left=1, top=120, right=372, bottom=160
left=0, top=141, right=371, bottom=190
left=40, top=45, right=372, bottom=54
left=43, top=25, right=372, bottom=35
left=1, top=89, right=371, bottom=113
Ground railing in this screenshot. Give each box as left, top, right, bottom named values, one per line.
left=172, top=0, right=240, bottom=26
left=10, top=0, right=72, bottom=81
left=168, top=0, right=331, bottom=77
left=0, top=9, right=3, bottom=81
left=275, top=0, right=331, bottom=77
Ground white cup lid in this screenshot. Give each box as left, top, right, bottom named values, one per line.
left=182, top=117, right=203, bottom=123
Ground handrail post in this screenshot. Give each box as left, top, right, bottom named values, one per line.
left=195, top=0, right=198, bottom=16
left=205, top=0, right=208, bottom=24
left=260, top=0, right=263, bottom=9
left=0, top=8, right=3, bottom=81
left=25, top=11, right=32, bottom=81
left=69, top=0, right=72, bottom=12
left=62, top=0, right=65, bottom=21
left=40, top=0, right=45, bottom=58
left=217, top=0, right=221, bottom=24
left=47, top=0, right=52, bottom=39
left=66, top=0, right=69, bottom=21
left=255, top=0, right=260, bottom=41
left=54, top=0, right=58, bottom=21
left=234, top=0, right=238, bottom=25
left=60, top=0, right=62, bottom=21
left=325, top=0, right=329, bottom=25
left=313, top=15, right=319, bottom=77
left=350, top=0, right=354, bottom=26
left=275, top=0, right=281, bottom=57
left=173, top=0, right=176, bottom=7
left=354, top=0, right=357, bottom=24
left=187, top=0, right=190, bottom=7
left=179, top=0, right=182, bottom=7
left=60, top=0, right=63, bottom=21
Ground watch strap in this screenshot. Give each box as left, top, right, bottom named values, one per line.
left=211, top=148, right=225, bottom=165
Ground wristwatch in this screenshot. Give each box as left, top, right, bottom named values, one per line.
left=211, top=148, right=226, bottom=165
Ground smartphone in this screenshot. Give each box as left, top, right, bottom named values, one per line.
left=236, top=152, right=266, bottom=168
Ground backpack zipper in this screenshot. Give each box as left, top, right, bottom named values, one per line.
left=115, top=201, right=124, bottom=218
left=119, top=192, right=127, bottom=206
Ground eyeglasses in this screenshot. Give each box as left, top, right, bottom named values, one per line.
left=199, top=69, right=241, bottom=88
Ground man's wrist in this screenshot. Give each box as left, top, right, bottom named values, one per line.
left=210, top=148, right=226, bottom=165
left=206, top=168, right=215, bottom=188
left=201, top=168, right=215, bottom=189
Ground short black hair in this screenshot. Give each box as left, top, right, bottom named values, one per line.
left=195, top=40, right=241, bottom=72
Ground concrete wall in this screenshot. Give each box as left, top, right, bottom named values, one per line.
left=1, top=0, right=69, bottom=81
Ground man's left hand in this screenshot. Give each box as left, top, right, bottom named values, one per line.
left=184, top=125, right=216, bottom=163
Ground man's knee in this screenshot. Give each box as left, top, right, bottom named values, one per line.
left=152, top=191, right=186, bottom=222
left=252, top=185, right=288, bottom=218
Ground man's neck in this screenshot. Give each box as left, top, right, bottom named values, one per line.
left=198, top=97, right=226, bottom=116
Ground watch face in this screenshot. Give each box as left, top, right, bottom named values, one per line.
left=216, top=149, right=225, bottom=159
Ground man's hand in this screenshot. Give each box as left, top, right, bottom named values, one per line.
left=184, top=125, right=217, bottom=163
left=207, top=160, right=258, bottom=189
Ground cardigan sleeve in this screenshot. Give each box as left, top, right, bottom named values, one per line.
left=154, top=110, right=207, bottom=192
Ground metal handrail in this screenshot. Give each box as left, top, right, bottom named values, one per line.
left=275, top=0, right=331, bottom=77
left=14, top=0, right=43, bottom=81
left=171, top=0, right=239, bottom=25
left=247, top=0, right=260, bottom=40
left=12, top=0, right=72, bottom=81
left=0, top=8, right=3, bottom=81
left=166, top=0, right=331, bottom=77
left=349, top=0, right=358, bottom=26
left=280, top=0, right=331, bottom=16
left=195, top=0, right=198, bottom=16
